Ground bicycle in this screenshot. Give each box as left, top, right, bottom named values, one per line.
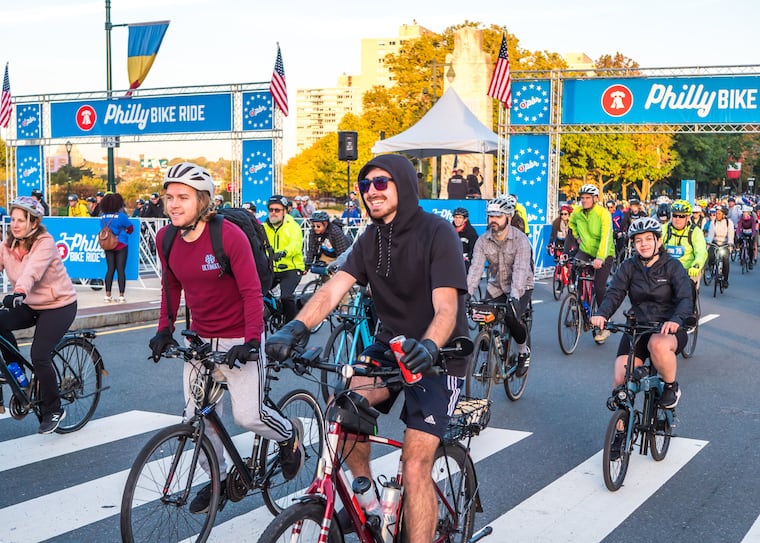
left=120, top=330, right=325, bottom=543
left=466, top=298, right=533, bottom=402
left=681, top=279, right=700, bottom=359
left=551, top=251, right=571, bottom=301
left=320, top=286, right=377, bottom=402
left=258, top=339, right=494, bottom=543
left=708, top=243, right=729, bottom=297
left=299, top=261, right=334, bottom=333
left=557, top=257, right=598, bottom=355
left=0, top=327, right=106, bottom=433
left=601, top=317, right=677, bottom=492
left=264, top=290, right=286, bottom=335
left=738, top=234, right=753, bottom=274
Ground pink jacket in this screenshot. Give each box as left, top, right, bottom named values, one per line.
left=0, top=233, right=77, bottom=310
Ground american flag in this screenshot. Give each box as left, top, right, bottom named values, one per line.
left=270, top=45, right=288, bottom=116
left=487, top=33, right=511, bottom=108
left=0, top=63, right=12, bottom=129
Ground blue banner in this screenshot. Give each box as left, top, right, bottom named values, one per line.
left=242, top=91, right=273, bottom=131
left=16, top=103, right=41, bottom=140
left=241, top=139, right=274, bottom=209
left=419, top=199, right=488, bottom=234
left=507, top=135, right=549, bottom=225
left=50, top=93, right=232, bottom=138
left=563, top=76, right=760, bottom=125
left=510, top=80, right=551, bottom=125
left=46, top=218, right=140, bottom=280
left=16, top=145, right=44, bottom=194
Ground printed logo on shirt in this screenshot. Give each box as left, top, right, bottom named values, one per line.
left=201, top=253, right=222, bottom=272
left=424, top=414, right=436, bottom=425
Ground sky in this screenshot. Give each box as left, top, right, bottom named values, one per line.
left=1, top=0, right=758, bottom=163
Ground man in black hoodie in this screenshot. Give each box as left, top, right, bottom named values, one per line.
left=266, top=154, right=469, bottom=543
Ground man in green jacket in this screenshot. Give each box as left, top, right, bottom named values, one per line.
left=264, top=195, right=305, bottom=322
left=568, top=184, right=616, bottom=343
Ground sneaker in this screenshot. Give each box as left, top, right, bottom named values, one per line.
left=279, top=417, right=305, bottom=481
left=117, top=296, right=126, bottom=303
left=189, top=479, right=227, bottom=514
left=515, top=349, right=530, bottom=378
left=594, top=328, right=611, bottom=344
left=38, top=410, right=65, bottom=434
left=660, top=382, right=682, bottom=409
left=103, top=295, right=112, bottom=303
left=609, top=430, right=625, bottom=461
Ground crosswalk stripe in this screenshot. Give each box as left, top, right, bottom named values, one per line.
left=197, top=427, right=529, bottom=543
left=700, top=313, right=719, bottom=325
left=742, top=513, right=760, bottom=542
left=0, top=410, right=181, bottom=472
left=484, top=437, right=708, bottom=542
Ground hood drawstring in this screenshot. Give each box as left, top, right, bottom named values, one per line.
left=375, top=223, right=393, bottom=278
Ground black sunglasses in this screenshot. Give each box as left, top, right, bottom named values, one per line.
left=358, top=176, right=392, bottom=194
left=268, top=207, right=283, bottom=213
left=672, top=214, right=689, bottom=219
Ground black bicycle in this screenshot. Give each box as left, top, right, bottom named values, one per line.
left=557, top=257, right=597, bottom=355
left=120, top=330, right=325, bottom=543
left=738, top=233, right=753, bottom=274
left=708, top=243, right=730, bottom=297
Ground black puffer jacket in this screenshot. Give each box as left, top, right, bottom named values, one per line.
left=596, top=248, right=692, bottom=325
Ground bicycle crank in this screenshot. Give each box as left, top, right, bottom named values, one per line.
left=225, top=464, right=249, bottom=502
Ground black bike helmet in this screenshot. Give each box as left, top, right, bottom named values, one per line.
left=452, top=207, right=469, bottom=219
left=311, top=211, right=330, bottom=223
left=657, top=202, right=671, bottom=222
left=267, top=194, right=288, bottom=208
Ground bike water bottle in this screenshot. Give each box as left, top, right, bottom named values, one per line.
left=352, top=476, right=382, bottom=532
left=378, top=477, right=402, bottom=543
left=493, top=335, right=505, bottom=359
left=389, top=335, right=422, bottom=384
left=7, top=362, right=29, bottom=388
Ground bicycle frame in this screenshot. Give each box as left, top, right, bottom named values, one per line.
left=332, top=290, right=376, bottom=362
left=569, top=259, right=596, bottom=330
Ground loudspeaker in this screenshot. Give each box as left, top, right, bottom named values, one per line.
left=338, top=131, right=358, bottom=161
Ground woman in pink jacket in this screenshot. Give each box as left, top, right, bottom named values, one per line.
left=0, top=197, right=77, bottom=434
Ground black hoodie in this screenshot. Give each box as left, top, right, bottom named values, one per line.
left=341, top=155, right=469, bottom=375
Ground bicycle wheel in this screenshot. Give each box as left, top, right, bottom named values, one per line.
left=432, top=441, right=476, bottom=543
left=258, top=502, right=343, bottom=543
left=261, top=389, right=325, bottom=515
left=52, top=337, right=103, bottom=433
left=321, top=322, right=362, bottom=402
left=682, top=295, right=700, bottom=359
left=300, top=280, right=327, bottom=333
left=465, top=330, right=494, bottom=402
left=603, top=409, right=630, bottom=492
left=557, top=293, right=582, bottom=355
left=504, top=329, right=529, bottom=402
left=648, top=401, right=672, bottom=461
left=552, top=265, right=564, bottom=300
left=702, top=262, right=713, bottom=286
left=713, top=265, right=720, bottom=297
left=121, top=423, right=221, bottom=543
left=741, top=249, right=749, bottom=274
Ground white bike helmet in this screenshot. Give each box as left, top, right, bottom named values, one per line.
left=578, top=184, right=600, bottom=197
left=163, top=162, right=215, bottom=196
left=487, top=195, right=515, bottom=217
left=10, top=196, right=44, bottom=218
left=628, top=217, right=662, bottom=239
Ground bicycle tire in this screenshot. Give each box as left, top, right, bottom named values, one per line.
left=702, top=263, right=713, bottom=286
left=682, top=295, right=699, bottom=359
left=321, top=322, right=363, bottom=402
left=552, top=265, right=563, bottom=300
left=52, top=337, right=103, bottom=433
left=713, top=265, right=720, bottom=297
left=648, top=401, right=672, bottom=461
left=257, top=502, right=344, bottom=543
left=465, top=330, right=494, bottom=402
left=120, top=423, right=221, bottom=543
left=431, top=441, right=477, bottom=543
left=557, top=293, right=582, bottom=355
left=504, top=323, right=530, bottom=401
left=261, top=389, right=325, bottom=515
left=603, top=409, right=630, bottom=492
left=741, top=248, right=749, bottom=274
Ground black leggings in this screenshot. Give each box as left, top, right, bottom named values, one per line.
left=105, top=246, right=128, bottom=295
left=487, top=291, right=532, bottom=345
left=272, top=269, right=302, bottom=322
left=0, top=301, right=77, bottom=415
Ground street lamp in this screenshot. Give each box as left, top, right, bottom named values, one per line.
left=65, top=140, right=73, bottom=200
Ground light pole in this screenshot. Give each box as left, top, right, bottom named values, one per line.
left=65, top=140, right=73, bottom=201
left=105, top=0, right=127, bottom=193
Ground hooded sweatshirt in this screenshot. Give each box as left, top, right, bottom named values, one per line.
left=341, top=155, right=469, bottom=375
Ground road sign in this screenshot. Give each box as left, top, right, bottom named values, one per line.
left=101, top=136, right=120, bottom=148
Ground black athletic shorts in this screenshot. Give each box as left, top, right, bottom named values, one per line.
left=615, top=328, right=688, bottom=359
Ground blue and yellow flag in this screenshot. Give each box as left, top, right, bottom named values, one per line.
left=127, top=21, right=170, bottom=93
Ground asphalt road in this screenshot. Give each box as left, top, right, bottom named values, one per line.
left=1, top=266, right=759, bottom=543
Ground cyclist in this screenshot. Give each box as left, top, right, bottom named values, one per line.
left=510, top=193, right=530, bottom=234
left=548, top=205, right=573, bottom=259
left=66, top=194, right=90, bottom=217
left=705, top=205, right=735, bottom=287
left=466, top=196, right=533, bottom=376
left=625, top=198, right=648, bottom=222
left=607, top=200, right=627, bottom=264
left=567, top=184, right=615, bottom=343
left=591, top=217, right=692, bottom=411
left=341, top=200, right=361, bottom=227
left=263, top=195, right=305, bottom=323
left=691, top=204, right=706, bottom=231
left=662, top=200, right=707, bottom=315
left=0, top=197, right=77, bottom=434
left=149, top=163, right=304, bottom=514
left=266, top=154, right=469, bottom=543
left=452, top=207, right=478, bottom=272
left=735, top=205, right=756, bottom=269
left=304, top=210, right=352, bottom=267
left=656, top=201, right=672, bottom=225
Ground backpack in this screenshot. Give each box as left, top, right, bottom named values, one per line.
left=665, top=223, right=695, bottom=248
left=98, top=218, right=119, bottom=251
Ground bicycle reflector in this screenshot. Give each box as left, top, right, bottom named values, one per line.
left=469, top=304, right=497, bottom=323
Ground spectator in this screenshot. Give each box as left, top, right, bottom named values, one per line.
left=142, top=192, right=165, bottom=219
left=301, top=196, right=315, bottom=218
left=92, top=191, right=105, bottom=216
left=131, top=199, right=146, bottom=218
left=447, top=168, right=467, bottom=199
left=465, top=167, right=483, bottom=198
left=100, top=193, right=134, bottom=303
left=341, top=201, right=361, bottom=226
left=86, top=196, right=98, bottom=216
left=416, top=172, right=430, bottom=199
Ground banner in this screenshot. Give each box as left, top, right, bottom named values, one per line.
left=46, top=217, right=139, bottom=280
left=563, top=76, right=760, bottom=125
left=241, top=140, right=274, bottom=209
left=507, top=134, right=550, bottom=225
left=127, top=21, right=170, bottom=92
left=242, top=91, right=274, bottom=131
left=50, top=93, right=232, bottom=138
left=510, top=80, right=551, bottom=125
left=419, top=199, right=488, bottom=234
left=16, top=103, right=41, bottom=140
left=16, top=145, right=44, bottom=195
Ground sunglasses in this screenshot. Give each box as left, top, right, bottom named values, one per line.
left=358, top=176, right=392, bottom=194
left=672, top=214, right=689, bottom=219
left=560, top=212, right=569, bottom=216
left=268, top=207, right=283, bottom=213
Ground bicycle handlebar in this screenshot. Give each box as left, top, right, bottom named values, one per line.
left=604, top=320, right=663, bottom=335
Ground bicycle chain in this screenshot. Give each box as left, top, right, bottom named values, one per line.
left=225, top=463, right=249, bottom=502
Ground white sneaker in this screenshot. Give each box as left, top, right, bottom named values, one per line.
left=594, top=328, right=611, bottom=344
left=117, top=296, right=126, bottom=303
left=104, top=295, right=112, bottom=303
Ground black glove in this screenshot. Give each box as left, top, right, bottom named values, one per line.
left=265, top=320, right=310, bottom=361
left=225, top=339, right=261, bottom=368
left=149, top=328, right=178, bottom=363
left=273, top=251, right=286, bottom=261
left=3, top=292, right=25, bottom=309
left=400, top=338, right=439, bottom=375
left=507, top=296, right=520, bottom=318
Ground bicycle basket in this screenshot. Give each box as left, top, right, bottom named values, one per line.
left=326, top=390, right=379, bottom=436
left=469, top=303, right=498, bottom=324
left=444, top=397, right=491, bottom=443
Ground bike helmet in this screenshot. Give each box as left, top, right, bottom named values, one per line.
left=452, top=207, right=469, bottom=218
left=10, top=196, right=45, bottom=218
left=629, top=198, right=641, bottom=205
left=31, top=189, right=43, bottom=198
left=671, top=200, right=692, bottom=215
left=717, top=205, right=728, bottom=215
left=628, top=216, right=662, bottom=239
left=163, top=162, right=215, bottom=196
left=268, top=194, right=288, bottom=208
left=708, top=207, right=717, bottom=215
left=605, top=199, right=616, bottom=208
left=135, top=198, right=145, bottom=205
left=486, top=195, right=515, bottom=217
left=311, top=211, right=330, bottom=223
left=742, top=205, right=753, bottom=213
left=657, top=202, right=672, bottom=222
left=578, top=184, right=600, bottom=197
left=241, top=201, right=256, bottom=212
left=95, top=191, right=105, bottom=197
left=68, top=194, right=78, bottom=202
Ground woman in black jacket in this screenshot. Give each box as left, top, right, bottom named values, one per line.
left=591, top=217, right=692, bottom=411
left=452, top=207, right=478, bottom=272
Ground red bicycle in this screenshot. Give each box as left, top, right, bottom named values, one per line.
left=551, top=251, right=572, bottom=300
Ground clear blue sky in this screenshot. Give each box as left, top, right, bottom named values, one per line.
left=1, top=0, right=757, bottom=161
